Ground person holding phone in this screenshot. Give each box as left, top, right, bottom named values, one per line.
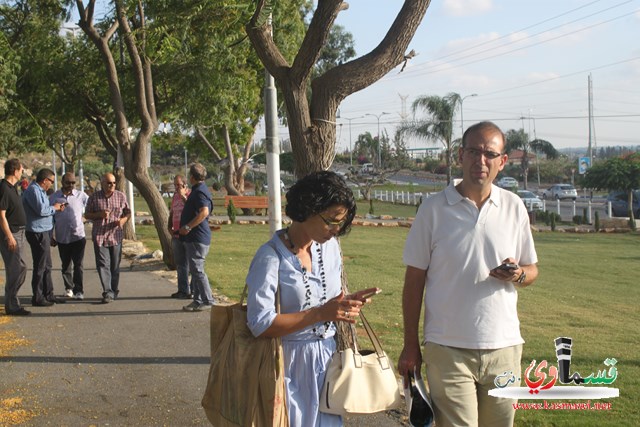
left=246, top=171, right=378, bottom=427
left=50, top=172, right=89, bottom=300
left=85, top=173, right=130, bottom=303
left=399, top=122, right=539, bottom=427
left=22, top=168, right=66, bottom=307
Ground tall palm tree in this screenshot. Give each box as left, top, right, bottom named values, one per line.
left=399, top=92, right=461, bottom=184
left=505, top=129, right=558, bottom=189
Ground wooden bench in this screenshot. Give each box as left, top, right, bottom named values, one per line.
left=224, top=195, right=269, bottom=213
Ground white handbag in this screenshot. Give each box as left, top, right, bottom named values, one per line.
left=320, top=311, right=402, bottom=415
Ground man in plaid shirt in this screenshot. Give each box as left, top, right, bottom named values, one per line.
left=85, top=173, right=131, bottom=304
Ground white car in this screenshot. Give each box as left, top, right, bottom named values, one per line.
left=541, top=184, right=577, bottom=201
left=517, top=190, right=543, bottom=211
left=496, top=176, right=518, bottom=189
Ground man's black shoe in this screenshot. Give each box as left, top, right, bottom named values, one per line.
left=33, top=300, right=54, bottom=307
left=47, top=297, right=66, bottom=304
left=6, top=308, right=32, bottom=316
left=171, top=292, right=192, bottom=299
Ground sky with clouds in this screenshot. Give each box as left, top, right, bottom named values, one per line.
left=259, top=0, right=640, bottom=154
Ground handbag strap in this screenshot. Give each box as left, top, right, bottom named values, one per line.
left=353, top=310, right=386, bottom=359
left=242, top=240, right=282, bottom=314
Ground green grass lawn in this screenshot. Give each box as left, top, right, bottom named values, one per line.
left=135, top=223, right=640, bottom=426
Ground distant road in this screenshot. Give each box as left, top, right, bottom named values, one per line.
left=388, top=172, right=613, bottom=222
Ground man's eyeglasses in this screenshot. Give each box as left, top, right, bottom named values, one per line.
left=463, top=147, right=504, bottom=160
left=319, top=214, right=347, bottom=228
left=45, top=178, right=55, bottom=184
left=105, top=181, right=116, bottom=186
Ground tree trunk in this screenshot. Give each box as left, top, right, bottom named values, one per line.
left=77, top=1, right=174, bottom=268
left=114, top=167, right=135, bottom=240
left=247, top=0, right=432, bottom=177
left=120, top=132, right=174, bottom=268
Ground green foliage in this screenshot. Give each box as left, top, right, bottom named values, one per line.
left=537, top=210, right=562, bottom=227
left=550, top=212, right=556, bottom=231
left=583, top=154, right=640, bottom=192
left=398, top=92, right=461, bottom=184
left=582, top=207, right=588, bottom=224
left=313, top=24, right=356, bottom=77
left=368, top=198, right=374, bottom=215
left=353, top=132, right=377, bottom=164
left=572, top=215, right=583, bottom=225
left=227, top=199, right=237, bottom=224
left=583, top=154, right=640, bottom=229
left=280, top=152, right=295, bottom=174
left=594, top=211, right=600, bottom=232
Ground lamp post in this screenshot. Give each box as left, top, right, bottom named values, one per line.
left=530, top=115, right=541, bottom=188
left=460, top=93, right=477, bottom=138
left=365, top=112, right=390, bottom=169
left=340, top=116, right=364, bottom=166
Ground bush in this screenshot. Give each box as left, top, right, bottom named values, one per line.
left=594, top=211, right=600, bottom=232
left=550, top=212, right=557, bottom=231
left=227, top=199, right=237, bottom=224
left=537, top=210, right=562, bottom=227
left=572, top=215, right=583, bottom=225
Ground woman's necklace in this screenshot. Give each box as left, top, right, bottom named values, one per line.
left=284, top=228, right=331, bottom=338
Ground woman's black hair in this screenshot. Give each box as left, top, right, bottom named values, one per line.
left=285, top=171, right=356, bottom=237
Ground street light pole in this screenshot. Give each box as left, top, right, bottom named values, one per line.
left=460, top=93, right=477, bottom=139
left=341, top=116, right=364, bottom=166
left=365, top=112, right=390, bottom=169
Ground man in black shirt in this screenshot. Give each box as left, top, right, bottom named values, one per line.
left=0, top=159, right=29, bottom=316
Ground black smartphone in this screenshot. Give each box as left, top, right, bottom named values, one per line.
left=497, top=262, right=518, bottom=271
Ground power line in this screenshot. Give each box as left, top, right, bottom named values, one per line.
left=423, top=0, right=617, bottom=65
left=478, top=55, right=640, bottom=97
left=394, top=9, right=639, bottom=79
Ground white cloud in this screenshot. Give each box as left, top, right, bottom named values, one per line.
left=443, top=0, right=493, bottom=17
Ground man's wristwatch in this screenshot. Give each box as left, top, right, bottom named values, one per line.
left=516, top=271, right=527, bottom=284
left=183, top=225, right=191, bottom=232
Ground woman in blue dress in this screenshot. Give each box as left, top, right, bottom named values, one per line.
left=246, top=171, right=378, bottom=427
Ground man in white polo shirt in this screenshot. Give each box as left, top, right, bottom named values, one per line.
left=398, top=121, right=539, bottom=427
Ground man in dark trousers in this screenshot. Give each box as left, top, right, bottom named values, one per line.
left=22, top=168, right=65, bottom=307
left=179, top=163, right=215, bottom=312
left=50, top=172, right=89, bottom=300
left=0, top=159, right=29, bottom=315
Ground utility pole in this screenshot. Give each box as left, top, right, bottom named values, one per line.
left=264, top=15, right=282, bottom=234
left=588, top=74, right=594, bottom=163
left=340, top=116, right=364, bottom=166
left=460, top=93, right=477, bottom=139
left=365, top=112, right=389, bottom=169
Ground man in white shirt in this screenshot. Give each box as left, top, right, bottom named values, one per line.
left=398, top=121, right=539, bottom=427
left=50, top=173, right=89, bottom=299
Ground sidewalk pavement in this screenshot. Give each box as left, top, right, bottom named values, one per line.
left=1, top=237, right=405, bottom=426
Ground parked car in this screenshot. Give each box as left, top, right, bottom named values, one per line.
left=517, top=190, right=543, bottom=211
left=496, top=176, right=518, bottom=189
left=607, top=190, right=640, bottom=217
left=541, top=184, right=577, bottom=200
